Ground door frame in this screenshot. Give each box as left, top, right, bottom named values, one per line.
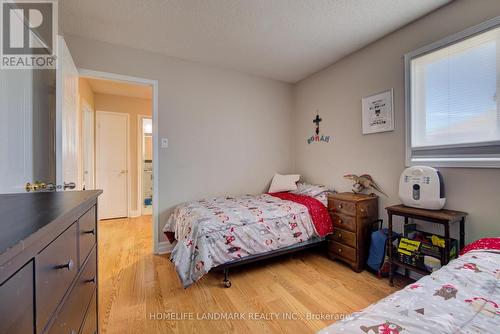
left=82, top=101, right=95, bottom=190
left=78, top=68, right=160, bottom=254
left=95, top=110, right=131, bottom=219
left=137, top=114, right=152, bottom=215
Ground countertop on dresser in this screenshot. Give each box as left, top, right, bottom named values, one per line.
left=0, top=190, right=102, bottom=279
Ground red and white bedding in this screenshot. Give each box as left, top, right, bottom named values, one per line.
left=319, top=238, right=500, bottom=334
left=163, top=192, right=332, bottom=288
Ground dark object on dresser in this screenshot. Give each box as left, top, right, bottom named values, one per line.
left=327, top=192, right=378, bottom=272
left=0, top=190, right=102, bottom=334
left=385, top=204, right=467, bottom=287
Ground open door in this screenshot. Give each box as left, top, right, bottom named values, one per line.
left=55, top=36, right=80, bottom=190
left=0, top=67, right=57, bottom=193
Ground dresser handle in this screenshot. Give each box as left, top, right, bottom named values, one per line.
left=338, top=219, right=342, bottom=224
left=360, top=208, right=366, bottom=213
left=84, top=228, right=96, bottom=235
left=338, top=248, right=342, bottom=253
left=55, top=259, right=74, bottom=271
left=85, top=276, right=96, bottom=284
left=338, top=204, right=343, bottom=209
left=338, top=233, right=342, bottom=239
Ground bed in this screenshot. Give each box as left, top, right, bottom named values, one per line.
left=163, top=183, right=332, bottom=288
left=319, top=238, right=500, bottom=334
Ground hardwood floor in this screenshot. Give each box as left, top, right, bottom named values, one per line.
left=98, top=216, right=405, bottom=334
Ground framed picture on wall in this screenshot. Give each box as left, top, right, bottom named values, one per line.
left=362, top=89, right=394, bottom=134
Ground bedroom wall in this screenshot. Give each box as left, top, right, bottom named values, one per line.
left=94, top=93, right=152, bottom=214
left=64, top=35, right=294, bottom=247
left=293, top=0, right=500, bottom=242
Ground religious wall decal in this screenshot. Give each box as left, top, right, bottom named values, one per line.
left=362, top=89, right=394, bottom=134
left=307, top=110, right=330, bottom=144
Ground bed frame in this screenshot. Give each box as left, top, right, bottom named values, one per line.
left=212, top=237, right=326, bottom=287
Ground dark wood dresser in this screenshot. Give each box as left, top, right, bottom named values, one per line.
left=0, top=190, right=102, bottom=334
left=327, top=192, right=378, bottom=272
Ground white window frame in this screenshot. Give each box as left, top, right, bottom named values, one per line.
left=405, top=16, right=500, bottom=168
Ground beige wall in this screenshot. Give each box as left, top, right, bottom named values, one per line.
left=79, top=77, right=95, bottom=110
left=65, top=35, right=294, bottom=245
left=293, top=0, right=500, bottom=242
left=78, top=77, right=95, bottom=188
left=94, top=93, right=152, bottom=213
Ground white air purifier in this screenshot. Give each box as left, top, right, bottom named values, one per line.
left=399, top=166, right=446, bottom=210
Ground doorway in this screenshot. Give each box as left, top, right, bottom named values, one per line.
left=78, top=69, right=159, bottom=253
left=139, top=116, right=153, bottom=215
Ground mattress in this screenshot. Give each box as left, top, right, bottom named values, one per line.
left=319, top=243, right=500, bottom=334
left=163, top=193, right=330, bottom=288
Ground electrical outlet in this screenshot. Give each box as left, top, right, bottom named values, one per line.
left=161, top=137, right=168, bottom=148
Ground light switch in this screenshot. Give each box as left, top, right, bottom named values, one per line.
left=161, top=137, right=169, bottom=148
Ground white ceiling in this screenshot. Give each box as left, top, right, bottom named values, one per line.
left=61, top=0, right=450, bottom=83
left=83, top=77, right=152, bottom=99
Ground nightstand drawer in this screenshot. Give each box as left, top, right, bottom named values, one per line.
left=328, top=241, right=356, bottom=262
left=331, top=213, right=356, bottom=232
left=329, top=229, right=356, bottom=248
left=329, top=199, right=356, bottom=216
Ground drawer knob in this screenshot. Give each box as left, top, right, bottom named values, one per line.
left=338, top=233, right=342, bottom=239
left=84, top=228, right=96, bottom=235
left=55, top=259, right=74, bottom=271
left=338, top=204, right=343, bottom=209
left=338, top=248, right=342, bottom=253
left=85, top=276, right=96, bottom=284
left=338, top=219, right=342, bottom=224
left=360, top=208, right=366, bottom=213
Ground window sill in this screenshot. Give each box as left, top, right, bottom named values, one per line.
left=407, top=157, right=500, bottom=168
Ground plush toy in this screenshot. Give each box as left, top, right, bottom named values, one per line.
left=344, top=174, right=388, bottom=197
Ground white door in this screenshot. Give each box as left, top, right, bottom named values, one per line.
left=96, top=111, right=129, bottom=219
left=82, top=104, right=95, bottom=190
left=0, top=70, right=34, bottom=193
left=56, top=36, right=80, bottom=190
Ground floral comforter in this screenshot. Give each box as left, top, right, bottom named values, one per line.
left=320, top=247, right=500, bottom=334
left=164, top=193, right=330, bottom=288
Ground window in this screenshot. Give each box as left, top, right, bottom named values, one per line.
left=405, top=17, right=500, bottom=168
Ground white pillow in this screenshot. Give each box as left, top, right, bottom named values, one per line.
left=268, top=173, right=300, bottom=193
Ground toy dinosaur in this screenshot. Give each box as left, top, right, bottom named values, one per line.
left=343, top=174, right=388, bottom=197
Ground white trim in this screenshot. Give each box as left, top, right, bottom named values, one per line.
left=404, top=16, right=500, bottom=168
left=158, top=241, right=175, bottom=255
left=95, top=110, right=131, bottom=219
left=79, top=68, right=160, bottom=254
left=137, top=114, right=152, bottom=216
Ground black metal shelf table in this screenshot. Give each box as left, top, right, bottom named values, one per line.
left=385, top=204, right=468, bottom=287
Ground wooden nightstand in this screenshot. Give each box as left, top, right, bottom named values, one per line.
left=327, top=192, right=378, bottom=272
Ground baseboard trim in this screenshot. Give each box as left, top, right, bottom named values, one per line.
left=129, top=210, right=141, bottom=218
left=158, top=241, right=174, bottom=254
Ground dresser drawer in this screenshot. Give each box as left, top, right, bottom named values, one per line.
left=329, top=228, right=356, bottom=248
left=79, top=206, right=96, bottom=267
left=328, top=241, right=356, bottom=262
left=36, top=223, right=78, bottom=332
left=80, top=291, right=97, bottom=334
left=0, top=261, right=34, bottom=334
left=330, top=213, right=356, bottom=232
left=329, top=199, right=356, bottom=216
left=48, top=247, right=97, bottom=334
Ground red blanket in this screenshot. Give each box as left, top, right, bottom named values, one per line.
left=460, top=237, right=500, bottom=255
left=269, top=192, right=333, bottom=237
